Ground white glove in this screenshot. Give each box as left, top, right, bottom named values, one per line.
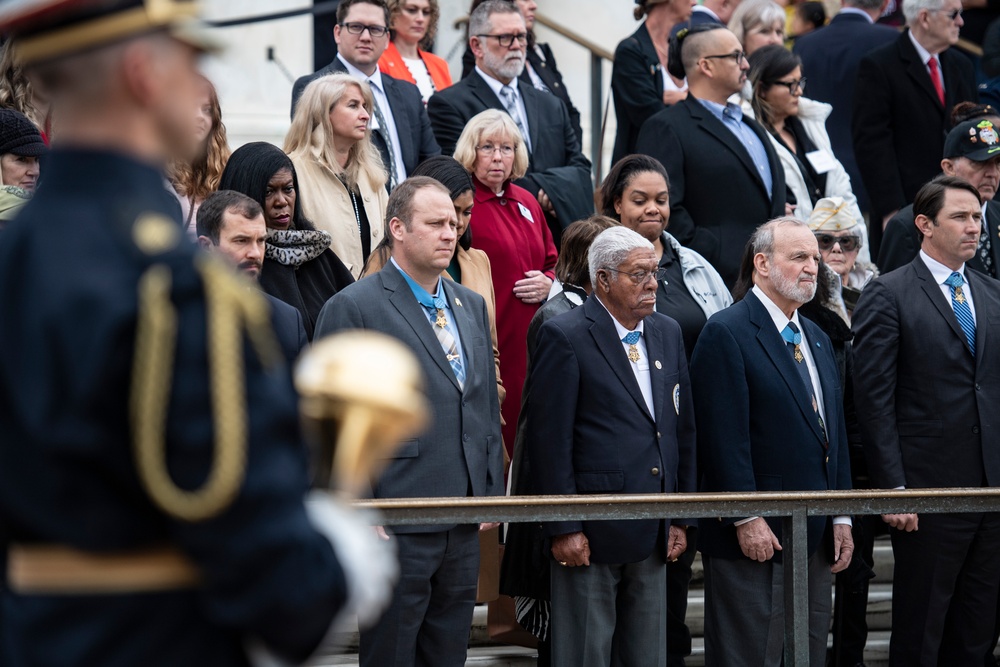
left=304, top=491, right=399, bottom=630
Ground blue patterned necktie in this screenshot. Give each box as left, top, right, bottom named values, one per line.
left=426, top=296, right=466, bottom=388
left=622, top=331, right=642, bottom=363
left=781, top=322, right=828, bottom=447
left=499, top=85, right=532, bottom=152
left=945, top=272, right=977, bottom=356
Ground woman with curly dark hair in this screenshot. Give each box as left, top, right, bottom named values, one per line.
left=377, top=0, right=452, bottom=104
left=168, top=77, right=230, bottom=234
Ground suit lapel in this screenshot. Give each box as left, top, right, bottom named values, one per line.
left=383, top=264, right=463, bottom=391
left=746, top=293, right=825, bottom=447
left=987, top=202, right=1000, bottom=274
left=467, top=72, right=507, bottom=112
left=441, top=279, right=476, bottom=391
left=519, top=84, right=542, bottom=156
left=899, top=32, right=944, bottom=111
left=686, top=97, right=768, bottom=199
left=636, top=24, right=665, bottom=97
left=801, top=317, right=837, bottom=447
left=585, top=298, right=654, bottom=422
left=912, top=257, right=970, bottom=353
left=644, top=317, right=668, bottom=426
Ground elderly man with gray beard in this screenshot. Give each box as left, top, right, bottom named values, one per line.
left=689, top=217, right=854, bottom=667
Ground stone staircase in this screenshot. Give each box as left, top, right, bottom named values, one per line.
left=309, top=537, right=992, bottom=666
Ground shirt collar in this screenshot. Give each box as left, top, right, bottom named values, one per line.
left=595, top=295, right=645, bottom=339
left=752, top=284, right=803, bottom=333
left=838, top=7, right=874, bottom=22
left=907, top=29, right=937, bottom=65
left=698, top=96, right=743, bottom=122
left=919, top=249, right=967, bottom=285
left=476, top=65, right=520, bottom=97
left=692, top=4, right=721, bottom=21
left=391, top=257, right=443, bottom=307
left=338, top=53, right=384, bottom=90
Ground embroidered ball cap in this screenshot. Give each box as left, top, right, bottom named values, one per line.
left=0, top=0, right=221, bottom=66
left=0, top=109, right=46, bottom=158
left=944, top=118, right=1000, bottom=162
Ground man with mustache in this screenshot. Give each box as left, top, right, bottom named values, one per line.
left=853, top=176, right=1000, bottom=666
left=524, top=226, right=697, bottom=667
left=427, top=0, right=593, bottom=245
left=197, top=190, right=307, bottom=365
left=690, top=217, right=854, bottom=666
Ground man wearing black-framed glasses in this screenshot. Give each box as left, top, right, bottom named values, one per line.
left=290, top=0, right=441, bottom=191
left=428, top=0, right=594, bottom=247
left=636, top=25, right=787, bottom=288
left=852, top=0, right=976, bottom=258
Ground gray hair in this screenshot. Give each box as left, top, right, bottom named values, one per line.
left=903, top=0, right=945, bottom=25
left=844, top=0, right=884, bottom=12
left=728, top=0, right=786, bottom=46
left=588, top=227, right=655, bottom=287
left=469, top=0, right=521, bottom=39
left=749, top=216, right=811, bottom=259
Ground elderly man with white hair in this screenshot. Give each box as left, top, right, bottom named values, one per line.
left=690, top=217, right=854, bottom=667
left=523, top=226, right=697, bottom=667
left=852, top=0, right=977, bottom=258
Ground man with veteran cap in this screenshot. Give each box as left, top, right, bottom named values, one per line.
left=808, top=196, right=878, bottom=315
left=0, top=1, right=396, bottom=665
left=878, top=117, right=1000, bottom=277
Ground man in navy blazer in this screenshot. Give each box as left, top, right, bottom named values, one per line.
left=690, top=218, right=853, bottom=666
left=290, top=0, right=440, bottom=188
left=793, top=0, right=897, bottom=214
left=525, top=227, right=697, bottom=667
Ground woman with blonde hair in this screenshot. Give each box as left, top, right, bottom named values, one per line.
left=455, top=109, right=556, bottom=457
left=285, top=73, right=388, bottom=278
left=0, top=40, right=48, bottom=139
left=378, top=0, right=452, bottom=104
left=168, top=78, right=230, bottom=234
left=728, top=0, right=787, bottom=56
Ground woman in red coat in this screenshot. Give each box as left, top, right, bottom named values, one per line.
left=455, top=109, right=557, bottom=457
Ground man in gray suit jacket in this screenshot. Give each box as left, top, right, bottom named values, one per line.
left=314, top=177, right=505, bottom=667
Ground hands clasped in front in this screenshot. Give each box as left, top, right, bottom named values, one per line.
left=552, top=525, right=690, bottom=568
left=513, top=270, right=552, bottom=305
left=736, top=518, right=854, bottom=573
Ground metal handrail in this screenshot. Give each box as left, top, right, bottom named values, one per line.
left=533, top=12, right=615, bottom=62
left=353, top=488, right=1000, bottom=666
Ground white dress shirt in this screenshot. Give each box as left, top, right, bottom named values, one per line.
left=742, top=286, right=850, bottom=527
left=908, top=30, right=944, bottom=93
left=920, top=249, right=977, bottom=322
left=338, top=54, right=408, bottom=181
left=596, top=297, right=655, bottom=419
left=476, top=66, right=532, bottom=148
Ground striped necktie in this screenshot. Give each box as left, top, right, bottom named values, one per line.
left=499, top=85, right=531, bottom=152
left=369, top=83, right=398, bottom=190
left=427, top=296, right=466, bottom=389
left=945, top=272, right=976, bottom=356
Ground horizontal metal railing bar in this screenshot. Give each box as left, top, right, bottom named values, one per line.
left=352, top=488, right=1000, bottom=525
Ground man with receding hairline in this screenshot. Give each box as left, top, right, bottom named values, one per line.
left=636, top=25, right=786, bottom=287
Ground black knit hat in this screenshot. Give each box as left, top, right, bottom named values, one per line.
left=0, top=110, right=46, bottom=158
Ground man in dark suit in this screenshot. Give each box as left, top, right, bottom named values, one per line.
left=290, top=0, right=440, bottom=189
left=315, top=177, right=505, bottom=667
left=792, top=0, right=897, bottom=214
left=637, top=25, right=787, bottom=287
left=853, top=176, right=1000, bottom=666
left=690, top=218, right=854, bottom=666
left=525, top=226, right=696, bottom=667
left=852, top=0, right=977, bottom=257
left=428, top=0, right=593, bottom=243
left=196, top=190, right=308, bottom=364
left=879, top=118, right=1000, bottom=276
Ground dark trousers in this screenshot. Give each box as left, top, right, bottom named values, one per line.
left=828, top=516, right=880, bottom=667
left=667, top=528, right=697, bottom=667
left=888, top=512, right=1000, bottom=667
left=359, top=524, right=480, bottom=667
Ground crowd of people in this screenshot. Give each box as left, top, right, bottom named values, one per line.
left=3, top=0, right=1000, bottom=665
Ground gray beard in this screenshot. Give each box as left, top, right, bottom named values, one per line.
left=484, top=52, right=525, bottom=81
left=772, top=269, right=817, bottom=305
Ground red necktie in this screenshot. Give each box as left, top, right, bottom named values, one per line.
left=928, top=56, right=945, bottom=106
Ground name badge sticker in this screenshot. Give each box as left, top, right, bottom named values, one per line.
left=517, top=202, right=535, bottom=223
left=805, top=149, right=837, bottom=174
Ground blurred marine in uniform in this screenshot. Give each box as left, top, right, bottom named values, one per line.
left=0, top=1, right=396, bottom=665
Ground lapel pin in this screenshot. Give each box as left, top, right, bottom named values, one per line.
left=654, top=360, right=662, bottom=370
left=455, top=297, right=463, bottom=307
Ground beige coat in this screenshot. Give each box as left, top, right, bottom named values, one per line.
left=291, top=154, right=388, bottom=278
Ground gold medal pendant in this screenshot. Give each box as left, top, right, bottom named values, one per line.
left=628, top=344, right=640, bottom=363
left=435, top=309, right=447, bottom=329
left=955, top=286, right=967, bottom=305
left=794, top=345, right=804, bottom=364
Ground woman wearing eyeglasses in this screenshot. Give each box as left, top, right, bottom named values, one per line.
left=748, top=45, right=871, bottom=265
left=808, top=196, right=877, bottom=318
left=378, top=0, right=452, bottom=104
left=454, top=109, right=557, bottom=457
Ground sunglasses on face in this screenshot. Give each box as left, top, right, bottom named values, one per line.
left=815, top=233, right=861, bottom=252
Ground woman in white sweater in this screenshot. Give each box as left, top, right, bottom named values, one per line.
left=746, top=44, right=872, bottom=264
